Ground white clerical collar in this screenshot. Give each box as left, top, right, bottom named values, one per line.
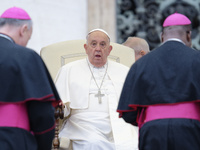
left=86, top=57, right=107, bottom=70
left=165, top=38, right=185, bottom=45
left=0, top=33, right=14, bottom=43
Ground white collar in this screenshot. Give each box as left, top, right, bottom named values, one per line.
left=165, top=38, right=185, bottom=45
left=0, top=33, right=14, bottom=43
left=86, top=57, right=107, bottom=70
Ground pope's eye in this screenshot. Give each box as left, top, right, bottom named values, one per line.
left=100, top=42, right=106, bottom=48
left=91, top=42, right=97, bottom=47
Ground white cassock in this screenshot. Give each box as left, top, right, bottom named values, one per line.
left=55, top=58, right=138, bottom=150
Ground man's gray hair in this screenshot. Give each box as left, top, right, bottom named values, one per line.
left=0, top=18, right=32, bottom=30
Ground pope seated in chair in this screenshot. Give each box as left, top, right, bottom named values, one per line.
left=55, top=29, right=138, bottom=150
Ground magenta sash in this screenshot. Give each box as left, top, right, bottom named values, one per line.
left=0, top=103, right=30, bottom=131
left=138, top=102, right=200, bottom=129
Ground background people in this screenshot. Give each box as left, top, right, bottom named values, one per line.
left=123, top=37, right=150, bottom=61
left=117, top=13, right=200, bottom=150
left=0, top=7, right=60, bottom=150
left=55, top=29, right=138, bottom=150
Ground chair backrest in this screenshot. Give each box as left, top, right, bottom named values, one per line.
left=40, top=39, right=135, bottom=80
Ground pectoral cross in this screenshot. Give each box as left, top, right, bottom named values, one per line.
left=95, top=90, right=104, bottom=104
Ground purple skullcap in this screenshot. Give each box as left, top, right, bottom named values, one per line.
left=0, top=7, right=31, bottom=20
left=163, top=12, right=191, bottom=27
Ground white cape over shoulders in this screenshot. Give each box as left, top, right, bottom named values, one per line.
left=55, top=59, right=138, bottom=150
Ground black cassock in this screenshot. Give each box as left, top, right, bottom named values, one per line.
left=117, top=40, right=200, bottom=150
left=0, top=36, right=60, bottom=150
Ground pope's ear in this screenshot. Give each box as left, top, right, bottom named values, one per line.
left=84, top=43, right=87, bottom=49
left=109, top=45, right=113, bottom=52
left=84, top=44, right=88, bottom=54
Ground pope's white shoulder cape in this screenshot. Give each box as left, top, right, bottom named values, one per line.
left=55, top=58, right=129, bottom=109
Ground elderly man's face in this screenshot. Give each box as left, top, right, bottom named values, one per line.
left=84, top=31, right=112, bottom=67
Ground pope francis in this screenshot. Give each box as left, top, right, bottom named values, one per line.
left=55, top=29, right=138, bottom=150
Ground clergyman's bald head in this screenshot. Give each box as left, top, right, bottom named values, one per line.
left=123, top=37, right=150, bottom=61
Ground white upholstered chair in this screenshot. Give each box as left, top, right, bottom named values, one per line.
left=40, top=39, right=135, bottom=150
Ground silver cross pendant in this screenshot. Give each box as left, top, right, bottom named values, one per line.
left=95, top=90, right=104, bottom=104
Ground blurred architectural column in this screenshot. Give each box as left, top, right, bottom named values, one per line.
left=87, top=0, right=116, bottom=42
